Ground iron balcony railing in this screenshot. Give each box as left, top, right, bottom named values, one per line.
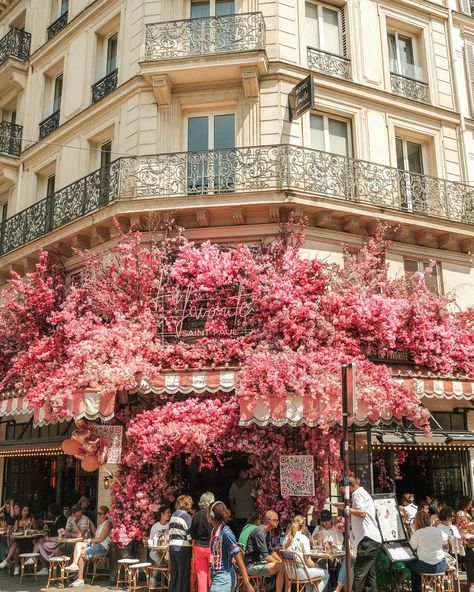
left=0, top=121, right=22, bottom=156
left=144, top=12, right=265, bottom=60
left=390, top=72, right=430, bottom=104
left=39, top=110, right=60, bottom=140
left=47, top=11, right=68, bottom=40
left=1, top=145, right=473, bottom=256
left=0, top=28, right=31, bottom=66
left=307, top=47, right=351, bottom=80
left=91, top=68, right=118, bottom=104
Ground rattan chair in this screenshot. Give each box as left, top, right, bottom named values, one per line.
left=279, top=549, right=322, bottom=592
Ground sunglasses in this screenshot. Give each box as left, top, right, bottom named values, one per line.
left=98, top=512, right=106, bottom=515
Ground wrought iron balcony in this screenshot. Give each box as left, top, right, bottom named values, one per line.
left=1, top=145, right=473, bottom=257
left=390, top=72, right=430, bottom=104
left=91, top=68, right=118, bottom=104
left=47, top=12, right=68, bottom=40
left=144, top=12, right=265, bottom=60
left=39, top=110, right=60, bottom=140
left=0, top=28, right=31, bottom=66
left=0, top=121, right=22, bottom=156
left=307, top=47, right=351, bottom=80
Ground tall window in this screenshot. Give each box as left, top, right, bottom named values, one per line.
left=59, top=0, right=69, bottom=16
left=190, top=0, right=235, bottom=17
left=388, top=32, right=420, bottom=79
left=404, top=258, right=442, bottom=295
left=106, top=33, right=118, bottom=75
left=305, top=2, right=343, bottom=55
left=52, top=74, right=63, bottom=113
left=46, top=174, right=55, bottom=198
left=395, top=137, right=426, bottom=212
left=1, top=201, right=7, bottom=222
left=310, top=113, right=350, bottom=156
left=187, top=113, right=235, bottom=192
left=100, top=141, right=112, bottom=169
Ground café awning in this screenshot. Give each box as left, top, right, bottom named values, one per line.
left=136, top=368, right=236, bottom=395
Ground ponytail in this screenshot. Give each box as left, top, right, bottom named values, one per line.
left=283, top=515, right=306, bottom=549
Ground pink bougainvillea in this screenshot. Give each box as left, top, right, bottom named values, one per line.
left=0, top=220, right=473, bottom=544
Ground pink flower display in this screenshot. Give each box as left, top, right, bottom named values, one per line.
left=0, top=220, right=472, bottom=544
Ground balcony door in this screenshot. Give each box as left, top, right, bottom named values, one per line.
left=305, top=2, right=342, bottom=56
left=388, top=32, right=420, bottom=80
left=190, top=0, right=236, bottom=54
left=187, top=113, right=235, bottom=193
left=396, top=137, right=427, bottom=213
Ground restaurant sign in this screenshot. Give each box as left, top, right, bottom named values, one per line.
left=289, top=75, right=315, bottom=121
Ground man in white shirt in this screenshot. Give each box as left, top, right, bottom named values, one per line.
left=348, top=476, right=382, bottom=592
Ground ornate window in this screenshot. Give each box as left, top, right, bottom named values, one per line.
left=388, top=31, right=429, bottom=103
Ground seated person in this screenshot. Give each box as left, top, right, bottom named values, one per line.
left=66, top=505, right=112, bottom=588
left=238, top=512, right=259, bottom=549
left=244, top=510, right=284, bottom=592
left=32, top=503, right=68, bottom=575
left=149, top=506, right=171, bottom=564
left=64, top=504, right=95, bottom=539
left=283, top=515, right=329, bottom=592
left=0, top=505, right=36, bottom=575
left=312, top=510, right=343, bottom=548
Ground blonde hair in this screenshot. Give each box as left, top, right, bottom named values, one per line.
left=283, top=515, right=306, bottom=549
left=175, top=495, right=193, bottom=512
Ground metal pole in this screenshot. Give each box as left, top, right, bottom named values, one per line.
left=342, top=363, right=353, bottom=592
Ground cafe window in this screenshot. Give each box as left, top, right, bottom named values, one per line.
left=305, top=1, right=346, bottom=57
left=431, top=412, right=466, bottom=432
left=310, top=113, right=351, bottom=157
left=404, top=258, right=442, bottom=295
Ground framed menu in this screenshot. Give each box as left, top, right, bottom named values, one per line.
left=373, top=493, right=407, bottom=543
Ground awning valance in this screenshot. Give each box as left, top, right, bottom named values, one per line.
left=394, top=376, right=474, bottom=400
left=136, top=369, right=236, bottom=395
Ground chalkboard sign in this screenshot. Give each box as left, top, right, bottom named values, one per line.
left=289, top=75, right=315, bottom=121
left=373, top=493, right=407, bottom=543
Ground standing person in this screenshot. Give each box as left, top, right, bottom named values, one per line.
left=208, top=500, right=254, bottom=592
left=409, top=510, right=448, bottom=592
left=346, top=475, right=382, bottom=592
left=229, top=470, right=256, bottom=537
left=169, top=495, right=193, bottom=592
left=244, top=510, right=284, bottom=592
left=190, top=492, right=215, bottom=592
left=283, top=515, right=329, bottom=591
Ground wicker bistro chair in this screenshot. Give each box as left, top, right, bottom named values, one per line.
left=85, top=547, right=110, bottom=584
left=420, top=572, right=449, bottom=592
left=236, top=542, right=266, bottom=592
left=279, top=549, right=322, bottom=592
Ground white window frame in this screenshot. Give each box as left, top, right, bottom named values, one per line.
left=305, top=1, right=343, bottom=56
left=185, top=111, right=236, bottom=151
left=105, top=32, right=118, bottom=75
left=309, top=111, right=352, bottom=157
left=190, top=0, right=236, bottom=17
left=387, top=30, right=422, bottom=80
left=395, top=136, right=424, bottom=174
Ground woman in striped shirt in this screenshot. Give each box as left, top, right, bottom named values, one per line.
left=169, top=495, right=193, bottom=592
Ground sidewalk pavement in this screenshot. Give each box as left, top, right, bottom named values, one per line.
left=0, top=570, right=116, bottom=591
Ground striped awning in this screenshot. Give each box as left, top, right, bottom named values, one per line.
left=137, top=369, right=236, bottom=395
left=0, top=390, right=116, bottom=426
left=394, top=376, right=474, bottom=400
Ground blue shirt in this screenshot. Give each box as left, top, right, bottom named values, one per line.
left=210, top=523, right=240, bottom=571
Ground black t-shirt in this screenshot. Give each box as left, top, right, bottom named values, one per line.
left=244, top=525, right=273, bottom=565
left=50, top=515, right=67, bottom=537
left=189, top=509, right=213, bottom=547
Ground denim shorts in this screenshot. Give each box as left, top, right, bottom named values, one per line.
left=85, top=543, right=107, bottom=559
left=210, top=568, right=236, bottom=591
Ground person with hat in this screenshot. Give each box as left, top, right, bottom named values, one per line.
left=190, top=492, right=215, bottom=592
left=312, top=510, right=343, bottom=549
left=64, top=505, right=95, bottom=540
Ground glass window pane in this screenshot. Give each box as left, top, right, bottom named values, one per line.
left=216, top=0, right=235, bottom=16
left=450, top=414, right=465, bottom=432
left=322, top=7, right=340, bottom=55
left=188, top=116, right=209, bottom=151
left=387, top=34, right=397, bottom=72
left=310, top=114, right=325, bottom=151
left=396, top=138, right=405, bottom=170
left=214, top=114, right=235, bottom=149
left=191, top=0, right=210, bottom=18
left=305, top=2, right=319, bottom=48
left=107, top=34, right=118, bottom=73
left=398, top=35, right=415, bottom=78
left=407, top=141, right=423, bottom=174
left=328, top=118, right=348, bottom=156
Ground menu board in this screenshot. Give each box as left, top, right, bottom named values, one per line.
left=373, top=493, right=407, bottom=543
left=384, top=541, right=417, bottom=562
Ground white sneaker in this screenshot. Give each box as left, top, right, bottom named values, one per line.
left=14, top=566, right=19, bottom=575
left=37, top=567, right=49, bottom=575
left=0, top=560, right=7, bottom=569
left=65, top=563, right=79, bottom=572
left=71, top=579, right=84, bottom=587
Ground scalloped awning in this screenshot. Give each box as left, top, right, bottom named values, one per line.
left=136, top=369, right=236, bottom=394
left=394, top=376, right=474, bottom=400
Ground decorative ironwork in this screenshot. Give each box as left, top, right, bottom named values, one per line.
left=47, top=12, right=68, bottom=40
left=1, top=146, right=473, bottom=256
left=39, top=110, right=60, bottom=140
left=0, top=121, right=22, bottom=156
left=91, top=68, right=118, bottom=104
left=307, top=47, right=351, bottom=80
left=144, top=12, right=265, bottom=60
left=0, top=28, right=31, bottom=66
left=390, top=72, right=430, bottom=104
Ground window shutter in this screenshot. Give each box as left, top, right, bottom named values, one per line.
left=340, top=5, right=348, bottom=57
left=465, top=41, right=474, bottom=112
